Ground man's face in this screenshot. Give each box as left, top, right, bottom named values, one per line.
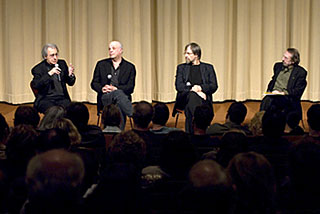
left=282, top=51, right=294, bottom=67
left=45, top=47, right=58, bottom=65
left=109, top=42, right=123, bottom=59
left=184, top=46, right=198, bottom=64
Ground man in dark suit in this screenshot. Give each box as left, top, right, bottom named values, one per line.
left=260, top=48, right=307, bottom=120
left=174, top=42, right=218, bottom=133
left=31, top=43, right=76, bottom=113
left=91, top=41, right=136, bottom=130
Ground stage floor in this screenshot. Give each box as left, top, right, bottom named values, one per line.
left=0, top=101, right=317, bottom=132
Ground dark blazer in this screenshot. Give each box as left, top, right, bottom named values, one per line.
left=31, top=59, right=76, bottom=111
left=267, top=62, right=307, bottom=117
left=91, top=58, right=136, bottom=111
left=174, top=62, right=218, bottom=112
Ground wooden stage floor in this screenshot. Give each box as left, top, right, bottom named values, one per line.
left=0, top=101, right=318, bottom=132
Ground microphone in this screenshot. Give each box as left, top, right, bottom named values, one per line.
left=55, top=64, right=61, bottom=81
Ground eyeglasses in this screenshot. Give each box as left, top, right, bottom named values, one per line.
left=184, top=51, right=194, bottom=55
left=48, top=53, right=58, bottom=57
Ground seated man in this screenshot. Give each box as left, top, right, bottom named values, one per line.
left=206, top=102, right=251, bottom=135
left=91, top=41, right=136, bottom=130
left=31, top=43, right=76, bottom=113
left=260, top=48, right=307, bottom=121
left=174, top=42, right=218, bottom=133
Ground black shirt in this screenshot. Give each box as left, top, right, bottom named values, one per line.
left=188, top=65, right=202, bottom=86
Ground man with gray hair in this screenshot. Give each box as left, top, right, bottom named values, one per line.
left=91, top=41, right=136, bottom=130
left=31, top=43, right=76, bottom=113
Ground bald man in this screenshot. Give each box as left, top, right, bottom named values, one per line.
left=91, top=41, right=136, bottom=130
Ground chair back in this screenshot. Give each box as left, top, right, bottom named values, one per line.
left=30, top=81, right=38, bottom=97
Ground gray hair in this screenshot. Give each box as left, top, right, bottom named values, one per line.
left=41, top=43, right=59, bottom=59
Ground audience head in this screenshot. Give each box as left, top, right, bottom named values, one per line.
left=160, top=130, right=197, bottom=179
left=38, top=105, right=65, bottom=131
left=52, top=118, right=81, bottom=146
left=132, top=101, right=153, bottom=129
left=0, top=113, right=9, bottom=144
left=307, top=104, right=320, bottom=132
left=26, top=149, right=84, bottom=212
left=289, top=141, right=320, bottom=195
left=286, top=111, right=301, bottom=129
left=216, top=130, right=248, bottom=168
left=189, top=159, right=229, bottom=188
left=101, top=104, right=121, bottom=128
left=193, top=103, right=214, bottom=131
left=227, top=152, right=276, bottom=213
left=88, top=163, right=141, bottom=213
left=249, top=111, right=265, bottom=136
left=227, top=102, right=247, bottom=124
left=180, top=159, right=235, bottom=214
left=14, top=106, right=40, bottom=128
left=107, top=130, right=146, bottom=169
left=152, top=102, right=170, bottom=126
left=6, top=125, right=38, bottom=173
left=65, top=102, right=89, bottom=131
left=262, top=109, right=286, bottom=137
left=36, top=128, right=71, bottom=153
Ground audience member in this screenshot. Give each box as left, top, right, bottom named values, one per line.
left=101, top=104, right=122, bottom=133
left=286, top=141, right=320, bottom=210
left=84, top=163, right=144, bottom=214
left=248, top=110, right=265, bottom=136
left=35, top=128, right=71, bottom=153
left=227, top=152, right=276, bottom=214
left=142, top=130, right=198, bottom=182
left=14, top=106, right=40, bottom=128
left=150, top=102, right=180, bottom=134
left=38, top=105, right=65, bottom=131
left=132, top=101, right=161, bottom=165
left=215, top=130, right=248, bottom=168
left=306, top=104, right=320, bottom=138
left=105, top=130, right=146, bottom=170
left=190, top=104, right=219, bottom=147
left=249, top=109, right=291, bottom=188
left=5, top=125, right=38, bottom=213
left=85, top=131, right=146, bottom=213
left=0, top=113, right=9, bottom=160
left=53, top=118, right=81, bottom=146
left=207, top=101, right=251, bottom=135
left=65, top=102, right=104, bottom=148
left=178, top=160, right=235, bottom=214
left=23, top=149, right=85, bottom=214
left=284, top=111, right=305, bottom=135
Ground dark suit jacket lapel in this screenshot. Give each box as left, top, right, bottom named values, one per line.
left=200, top=63, right=206, bottom=82
left=184, top=64, right=190, bottom=81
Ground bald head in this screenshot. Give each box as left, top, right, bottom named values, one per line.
left=27, top=149, right=85, bottom=189
left=189, top=160, right=228, bottom=188
left=109, top=41, right=123, bottom=60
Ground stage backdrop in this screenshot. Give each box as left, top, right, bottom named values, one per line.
left=0, top=0, right=319, bottom=104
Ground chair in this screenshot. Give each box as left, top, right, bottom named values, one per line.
left=174, top=109, right=184, bottom=128
left=30, top=81, right=38, bottom=97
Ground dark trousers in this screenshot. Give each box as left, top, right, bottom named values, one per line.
left=184, top=92, right=206, bottom=133
left=260, top=95, right=300, bottom=119
left=37, top=96, right=70, bottom=114
left=101, top=90, right=133, bottom=130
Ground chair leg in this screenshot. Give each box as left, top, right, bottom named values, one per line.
left=129, top=117, right=133, bottom=129
left=175, top=113, right=180, bottom=128
left=97, top=112, right=101, bottom=126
